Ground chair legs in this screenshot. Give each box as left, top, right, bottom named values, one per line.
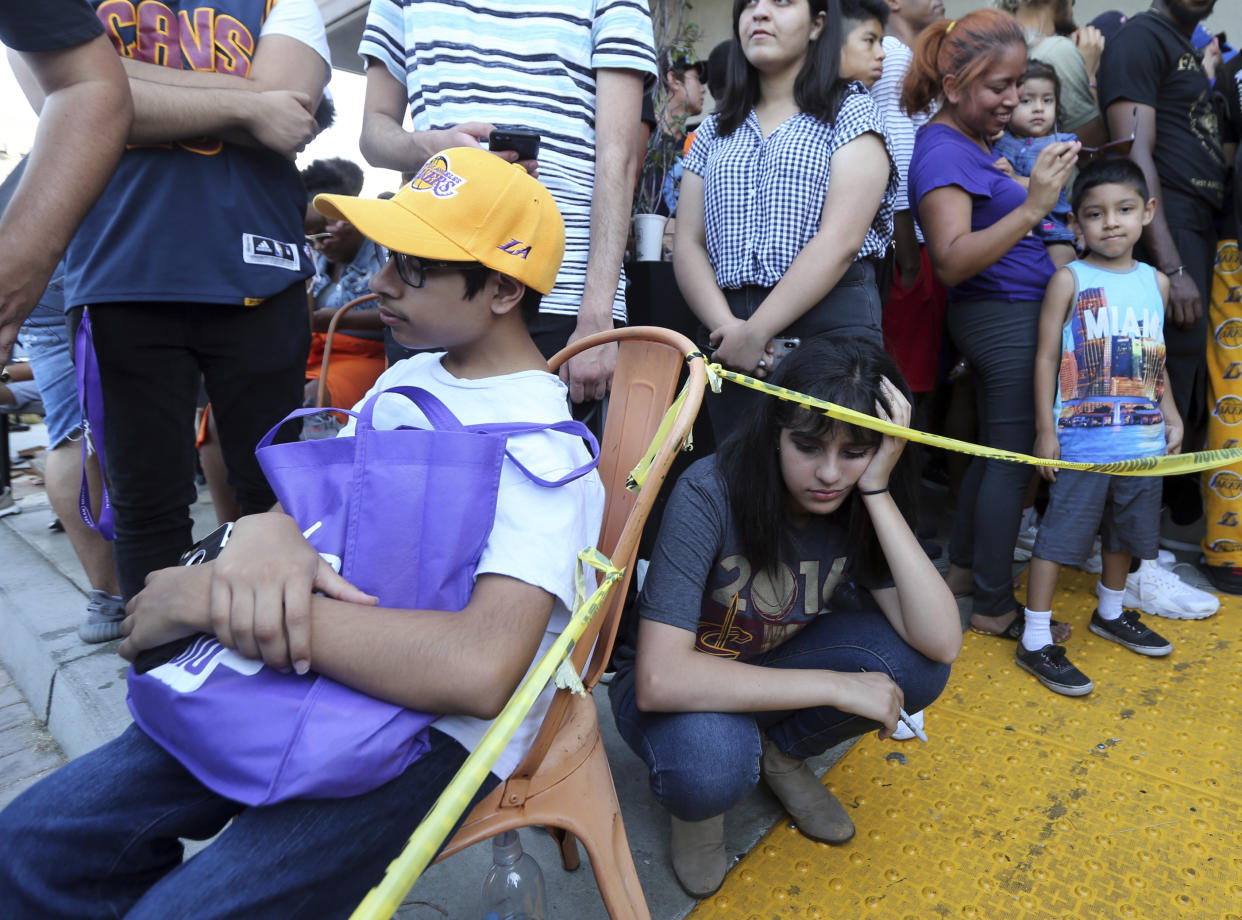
left=558, top=737, right=651, bottom=920
left=546, top=825, right=581, bottom=871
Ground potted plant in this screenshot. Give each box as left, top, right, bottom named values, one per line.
left=632, top=2, right=701, bottom=260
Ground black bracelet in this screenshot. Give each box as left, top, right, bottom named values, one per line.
left=857, top=486, right=888, bottom=495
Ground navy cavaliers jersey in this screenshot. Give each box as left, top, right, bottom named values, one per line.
left=65, top=0, right=312, bottom=308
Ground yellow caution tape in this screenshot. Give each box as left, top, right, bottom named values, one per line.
left=696, top=355, right=1242, bottom=477
left=626, top=379, right=696, bottom=493
left=349, top=548, right=625, bottom=920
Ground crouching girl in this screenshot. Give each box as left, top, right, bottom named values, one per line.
left=608, top=335, right=960, bottom=897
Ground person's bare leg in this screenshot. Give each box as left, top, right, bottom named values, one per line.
left=970, top=554, right=1072, bottom=643
left=1099, top=550, right=1129, bottom=595
left=1025, top=556, right=1060, bottom=614
left=44, top=440, right=119, bottom=595
left=199, top=409, right=239, bottom=525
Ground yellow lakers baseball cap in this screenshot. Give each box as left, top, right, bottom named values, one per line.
left=314, top=147, right=565, bottom=294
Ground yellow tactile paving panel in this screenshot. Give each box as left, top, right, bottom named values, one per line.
left=689, top=568, right=1242, bottom=919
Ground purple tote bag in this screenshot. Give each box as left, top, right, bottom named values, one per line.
left=127, top=386, right=598, bottom=806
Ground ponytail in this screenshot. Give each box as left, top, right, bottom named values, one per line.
left=899, top=9, right=1026, bottom=118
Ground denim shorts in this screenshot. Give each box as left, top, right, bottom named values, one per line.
left=18, top=320, right=79, bottom=448
left=1032, top=469, right=1160, bottom=565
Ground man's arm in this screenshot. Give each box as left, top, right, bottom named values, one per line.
left=14, top=34, right=325, bottom=158
left=0, top=34, right=132, bottom=364
left=359, top=63, right=503, bottom=171
left=125, top=33, right=324, bottom=156
left=561, top=67, right=644, bottom=403
left=1109, top=101, right=1200, bottom=327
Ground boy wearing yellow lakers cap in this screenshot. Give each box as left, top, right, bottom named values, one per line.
left=0, top=148, right=605, bottom=918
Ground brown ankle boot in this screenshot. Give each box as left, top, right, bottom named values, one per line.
left=760, top=740, right=854, bottom=844
left=669, top=813, right=726, bottom=897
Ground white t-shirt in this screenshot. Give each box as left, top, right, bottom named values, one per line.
left=262, top=0, right=331, bottom=69
left=341, top=354, right=605, bottom=778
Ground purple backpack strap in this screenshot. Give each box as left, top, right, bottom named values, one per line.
left=74, top=309, right=114, bottom=541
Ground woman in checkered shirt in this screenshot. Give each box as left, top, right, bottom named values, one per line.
left=674, top=0, right=896, bottom=443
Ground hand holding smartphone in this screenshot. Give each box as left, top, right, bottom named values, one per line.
left=488, top=129, right=540, bottom=162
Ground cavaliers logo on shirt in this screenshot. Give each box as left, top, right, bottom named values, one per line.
left=410, top=155, right=466, bottom=199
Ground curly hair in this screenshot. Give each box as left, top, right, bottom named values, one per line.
left=300, top=157, right=365, bottom=198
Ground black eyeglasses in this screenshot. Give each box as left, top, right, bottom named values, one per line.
left=1078, top=107, right=1138, bottom=165
left=382, top=249, right=476, bottom=288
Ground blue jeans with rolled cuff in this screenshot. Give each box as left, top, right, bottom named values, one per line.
left=609, top=607, right=951, bottom=822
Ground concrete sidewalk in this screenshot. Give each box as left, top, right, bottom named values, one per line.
left=0, top=419, right=848, bottom=919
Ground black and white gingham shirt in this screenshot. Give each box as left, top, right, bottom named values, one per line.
left=684, top=83, right=896, bottom=290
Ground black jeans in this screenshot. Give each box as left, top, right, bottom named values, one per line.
left=946, top=298, right=1041, bottom=617
left=700, top=259, right=883, bottom=445
left=72, top=284, right=310, bottom=600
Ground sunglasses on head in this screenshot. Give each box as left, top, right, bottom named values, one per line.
left=382, top=249, right=476, bottom=288
left=1077, top=107, right=1138, bottom=165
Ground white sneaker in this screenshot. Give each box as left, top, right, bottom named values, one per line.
left=1124, top=558, right=1220, bottom=620
left=0, top=486, right=20, bottom=518
left=891, top=709, right=925, bottom=742
left=1013, top=508, right=1040, bottom=562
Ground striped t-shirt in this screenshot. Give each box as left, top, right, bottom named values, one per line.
left=870, top=36, right=931, bottom=242
left=359, top=0, right=657, bottom=321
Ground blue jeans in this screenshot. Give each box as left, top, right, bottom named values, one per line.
left=946, top=298, right=1041, bottom=617
left=608, top=608, right=951, bottom=822
left=19, top=317, right=78, bottom=448
left=0, top=725, right=498, bottom=920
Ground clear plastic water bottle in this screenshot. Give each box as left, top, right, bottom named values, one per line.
left=480, top=830, right=546, bottom=920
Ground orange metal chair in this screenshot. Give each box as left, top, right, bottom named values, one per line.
left=431, top=326, right=707, bottom=920
left=315, top=293, right=381, bottom=409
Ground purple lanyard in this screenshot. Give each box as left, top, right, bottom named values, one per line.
left=74, top=309, right=114, bottom=540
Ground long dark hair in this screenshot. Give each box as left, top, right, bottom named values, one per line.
left=716, top=335, right=916, bottom=583
left=716, top=0, right=848, bottom=136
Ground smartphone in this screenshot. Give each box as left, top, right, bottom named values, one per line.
left=489, top=129, right=540, bottom=161
left=768, top=336, right=801, bottom=370
left=132, top=523, right=234, bottom=674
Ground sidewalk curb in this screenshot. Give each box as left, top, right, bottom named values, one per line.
left=0, top=524, right=131, bottom=760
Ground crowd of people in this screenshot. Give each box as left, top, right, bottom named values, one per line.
left=0, top=0, right=1239, bottom=915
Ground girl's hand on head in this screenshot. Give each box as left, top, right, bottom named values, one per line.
left=710, top=319, right=769, bottom=377
left=857, top=376, right=909, bottom=492
left=1026, top=141, right=1081, bottom=215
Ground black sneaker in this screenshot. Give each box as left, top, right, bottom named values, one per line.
left=1015, top=643, right=1094, bottom=696
left=1199, top=561, right=1242, bottom=596
left=1088, top=609, right=1172, bottom=657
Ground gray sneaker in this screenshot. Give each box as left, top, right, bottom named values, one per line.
left=79, top=590, right=126, bottom=643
